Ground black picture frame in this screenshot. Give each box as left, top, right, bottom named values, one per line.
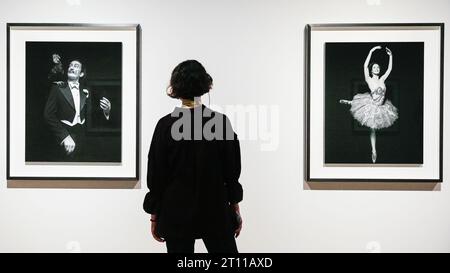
left=305, top=23, right=444, bottom=182
left=7, top=23, right=141, bottom=181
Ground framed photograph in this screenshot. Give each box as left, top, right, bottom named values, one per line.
left=305, top=23, right=444, bottom=182
left=7, top=23, right=141, bottom=180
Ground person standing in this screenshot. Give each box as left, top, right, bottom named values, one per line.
left=143, top=60, right=243, bottom=253
left=339, top=46, right=398, bottom=163
left=44, top=59, right=111, bottom=161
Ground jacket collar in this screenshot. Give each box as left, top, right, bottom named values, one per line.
left=59, top=81, right=87, bottom=110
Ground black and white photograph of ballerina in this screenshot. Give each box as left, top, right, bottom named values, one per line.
left=324, top=42, right=424, bottom=164
left=339, top=46, right=398, bottom=163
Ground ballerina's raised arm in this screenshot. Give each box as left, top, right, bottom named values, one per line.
left=364, top=45, right=381, bottom=82
left=380, top=47, right=393, bottom=82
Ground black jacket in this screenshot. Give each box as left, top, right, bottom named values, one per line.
left=143, top=105, right=243, bottom=239
left=43, top=82, right=88, bottom=143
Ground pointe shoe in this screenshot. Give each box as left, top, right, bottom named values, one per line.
left=372, top=151, right=377, bottom=163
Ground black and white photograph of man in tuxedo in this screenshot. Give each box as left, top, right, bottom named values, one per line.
left=25, top=42, right=122, bottom=163
left=44, top=59, right=111, bottom=161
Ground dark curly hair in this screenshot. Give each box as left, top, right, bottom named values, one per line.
left=167, top=60, right=212, bottom=99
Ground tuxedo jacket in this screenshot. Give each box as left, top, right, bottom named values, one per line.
left=44, top=82, right=89, bottom=143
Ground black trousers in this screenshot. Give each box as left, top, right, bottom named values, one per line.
left=165, top=234, right=238, bottom=253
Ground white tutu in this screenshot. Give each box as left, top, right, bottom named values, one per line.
left=349, top=92, right=398, bottom=130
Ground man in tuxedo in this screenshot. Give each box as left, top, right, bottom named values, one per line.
left=44, top=59, right=111, bottom=161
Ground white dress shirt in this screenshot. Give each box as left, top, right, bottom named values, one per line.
left=61, top=81, right=85, bottom=126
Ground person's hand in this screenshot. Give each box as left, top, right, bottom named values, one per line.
left=100, top=97, right=111, bottom=119
left=62, top=135, right=76, bottom=154
left=386, top=47, right=392, bottom=56
left=371, top=45, right=382, bottom=52
left=150, top=216, right=165, bottom=243
left=231, top=203, right=243, bottom=238
left=53, top=81, right=64, bottom=86
left=52, top=54, right=61, bottom=64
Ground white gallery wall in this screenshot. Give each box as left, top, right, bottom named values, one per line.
left=0, top=0, right=449, bottom=252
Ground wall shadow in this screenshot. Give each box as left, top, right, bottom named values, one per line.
left=304, top=181, right=440, bottom=191
left=7, top=180, right=140, bottom=189
left=303, top=181, right=441, bottom=191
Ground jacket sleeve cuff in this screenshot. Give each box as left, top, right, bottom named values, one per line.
left=226, top=182, right=243, bottom=204
left=143, top=192, right=160, bottom=214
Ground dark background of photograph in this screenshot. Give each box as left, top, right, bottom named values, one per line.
left=25, top=42, right=122, bottom=162
left=324, top=42, right=424, bottom=164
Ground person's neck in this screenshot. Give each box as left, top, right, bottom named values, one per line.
left=181, top=98, right=202, bottom=108
left=372, top=75, right=379, bottom=80
left=68, top=79, right=79, bottom=85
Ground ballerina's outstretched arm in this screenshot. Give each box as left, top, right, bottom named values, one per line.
left=364, top=45, right=381, bottom=82
left=380, top=47, right=393, bottom=82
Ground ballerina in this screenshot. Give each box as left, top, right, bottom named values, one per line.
left=339, top=45, right=398, bottom=163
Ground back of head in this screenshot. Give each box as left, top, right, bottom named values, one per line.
left=167, top=60, right=212, bottom=100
